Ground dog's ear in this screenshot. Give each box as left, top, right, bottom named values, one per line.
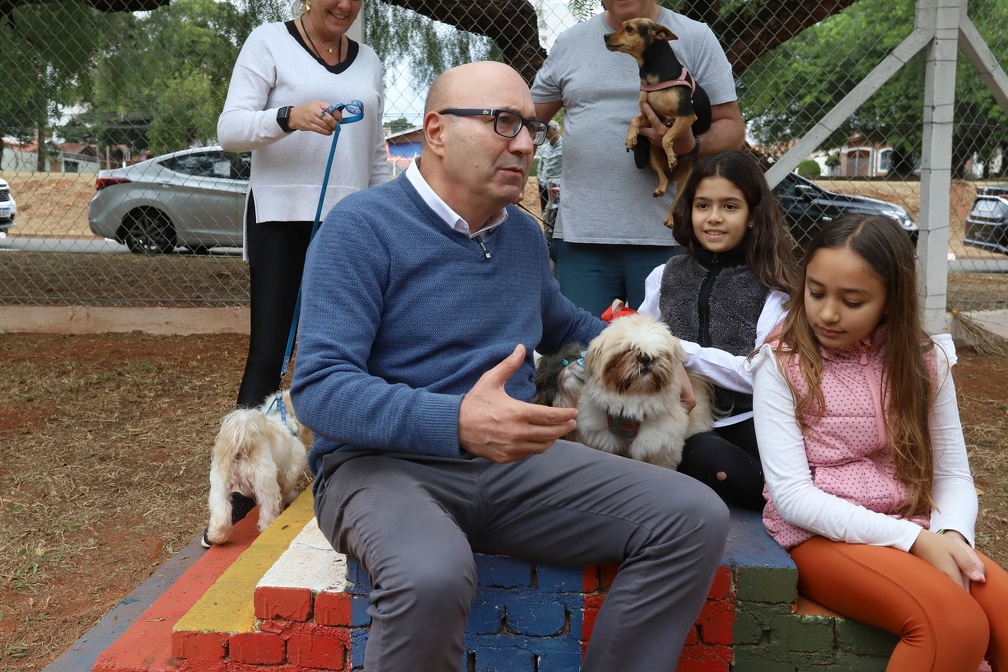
left=651, top=24, right=678, bottom=43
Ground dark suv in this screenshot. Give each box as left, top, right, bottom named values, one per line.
left=964, top=185, right=1008, bottom=256
left=774, top=172, right=918, bottom=248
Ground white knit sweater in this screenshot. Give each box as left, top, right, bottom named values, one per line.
left=218, top=21, right=390, bottom=237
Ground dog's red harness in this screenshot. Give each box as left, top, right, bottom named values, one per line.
left=640, top=66, right=696, bottom=94
left=608, top=413, right=642, bottom=440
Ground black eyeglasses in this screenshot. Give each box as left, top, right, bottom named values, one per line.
left=439, top=108, right=549, bottom=146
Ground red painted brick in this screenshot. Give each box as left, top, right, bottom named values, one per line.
left=599, top=564, right=619, bottom=590
left=230, top=631, right=286, bottom=665
left=581, top=594, right=605, bottom=642
left=582, top=565, right=600, bottom=592
left=683, top=624, right=700, bottom=646
left=314, top=591, right=353, bottom=626
left=696, top=599, right=735, bottom=645
left=172, top=630, right=228, bottom=660
left=287, top=624, right=351, bottom=670
left=677, top=642, right=733, bottom=670
left=706, top=565, right=732, bottom=600
left=177, top=658, right=228, bottom=672
left=255, top=585, right=312, bottom=621
left=674, top=655, right=730, bottom=672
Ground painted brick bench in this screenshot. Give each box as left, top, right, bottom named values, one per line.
left=161, top=491, right=913, bottom=672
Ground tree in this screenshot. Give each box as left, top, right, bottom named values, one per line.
left=741, top=0, right=1008, bottom=177
left=0, top=0, right=117, bottom=170
left=3, top=0, right=875, bottom=85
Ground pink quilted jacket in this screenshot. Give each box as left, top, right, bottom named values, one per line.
left=763, top=327, right=932, bottom=549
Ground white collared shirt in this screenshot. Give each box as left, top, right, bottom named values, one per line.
left=404, top=160, right=507, bottom=239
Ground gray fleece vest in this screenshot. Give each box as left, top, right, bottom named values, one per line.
left=658, top=248, right=769, bottom=415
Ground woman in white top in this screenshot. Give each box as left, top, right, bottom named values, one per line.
left=218, top=0, right=389, bottom=411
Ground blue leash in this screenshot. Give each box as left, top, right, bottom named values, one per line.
left=278, top=100, right=365, bottom=380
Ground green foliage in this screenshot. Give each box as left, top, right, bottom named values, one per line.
left=796, top=159, right=821, bottom=178
left=364, top=2, right=491, bottom=89
left=84, top=0, right=256, bottom=154
left=741, top=0, right=1008, bottom=175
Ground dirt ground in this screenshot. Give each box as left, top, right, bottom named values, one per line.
left=0, top=332, right=1006, bottom=670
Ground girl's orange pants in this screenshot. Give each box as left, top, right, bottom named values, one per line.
left=791, top=536, right=1008, bottom=671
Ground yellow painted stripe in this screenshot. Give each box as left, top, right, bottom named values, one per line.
left=173, top=488, right=316, bottom=634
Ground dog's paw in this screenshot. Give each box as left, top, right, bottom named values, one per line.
left=663, top=215, right=675, bottom=229
left=653, top=186, right=666, bottom=198
left=666, top=154, right=678, bottom=169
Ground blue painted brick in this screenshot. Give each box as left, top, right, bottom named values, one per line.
left=349, top=628, right=369, bottom=670
left=504, top=596, right=567, bottom=636
left=476, top=554, right=533, bottom=588
left=351, top=594, right=371, bottom=626
left=345, top=557, right=372, bottom=594
left=529, top=637, right=583, bottom=672
left=468, top=597, right=504, bottom=634
left=471, top=644, right=537, bottom=672
left=535, top=563, right=583, bottom=592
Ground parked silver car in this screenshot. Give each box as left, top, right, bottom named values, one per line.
left=88, top=147, right=250, bottom=254
left=0, top=177, right=17, bottom=233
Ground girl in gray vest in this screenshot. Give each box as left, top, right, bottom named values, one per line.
left=638, top=151, right=799, bottom=510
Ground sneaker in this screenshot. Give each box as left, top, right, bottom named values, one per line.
left=231, top=492, right=256, bottom=524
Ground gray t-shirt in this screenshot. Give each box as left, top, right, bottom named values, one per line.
left=531, top=10, right=737, bottom=246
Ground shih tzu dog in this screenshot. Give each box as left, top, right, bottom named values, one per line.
left=576, top=313, right=714, bottom=470
left=203, top=390, right=312, bottom=546
left=532, top=342, right=589, bottom=441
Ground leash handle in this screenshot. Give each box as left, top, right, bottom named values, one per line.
left=280, top=100, right=365, bottom=379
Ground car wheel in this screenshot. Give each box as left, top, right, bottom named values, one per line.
left=123, top=210, right=175, bottom=254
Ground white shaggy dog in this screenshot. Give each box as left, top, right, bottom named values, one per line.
left=577, top=313, right=715, bottom=469
left=204, top=390, right=312, bottom=545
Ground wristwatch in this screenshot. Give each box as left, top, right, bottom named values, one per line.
left=276, top=106, right=294, bottom=133
left=684, top=134, right=701, bottom=162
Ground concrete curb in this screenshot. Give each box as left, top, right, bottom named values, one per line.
left=42, top=534, right=207, bottom=672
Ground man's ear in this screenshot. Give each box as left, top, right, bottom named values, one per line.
left=424, top=111, right=448, bottom=158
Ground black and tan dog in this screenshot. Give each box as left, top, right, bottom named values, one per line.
left=604, top=18, right=712, bottom=225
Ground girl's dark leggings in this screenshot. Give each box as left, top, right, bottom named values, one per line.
left=678, top=417, right=766, bottom=511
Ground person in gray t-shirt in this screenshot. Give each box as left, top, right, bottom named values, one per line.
left=532, top=0, right=744, bottom=315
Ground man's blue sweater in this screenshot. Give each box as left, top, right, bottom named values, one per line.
left=291, top=175, right=604, bottom=476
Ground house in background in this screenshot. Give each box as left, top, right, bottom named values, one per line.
left=385, top=126, right=422, bottom=176
left=2, top=139, right=131, bottom=173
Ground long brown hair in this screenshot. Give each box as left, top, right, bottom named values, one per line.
left=776, top=214, right=935, bottom=516
left=670, top=150, right=800, bottom=294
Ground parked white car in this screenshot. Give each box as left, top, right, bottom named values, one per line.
left=0, top=178, right=16, bottom=233
left=88, top=146, right=249, bottom=254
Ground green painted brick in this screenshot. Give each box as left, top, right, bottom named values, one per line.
left=730, top=648, right=797, bottom=671
left=770, top=614, right=836, bottom=652
left=731, top=611, right=766, bottom=645
left=805, top=654, right=889, bottom=671
left=735, top=566, right=798, bottom=603
left=836, top=618, right=898, bottom=656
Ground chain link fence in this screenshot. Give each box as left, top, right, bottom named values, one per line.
left=1, top=0, right=1005, bottom=315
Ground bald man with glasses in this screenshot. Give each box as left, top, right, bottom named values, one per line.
left=292, top=61, right=729, bottom=672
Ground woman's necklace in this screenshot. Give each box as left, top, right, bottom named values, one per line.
left=301, top=15, right=342, bottom=61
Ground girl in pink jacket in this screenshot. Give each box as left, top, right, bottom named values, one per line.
left=749, top=214, right=1007, bottom=671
